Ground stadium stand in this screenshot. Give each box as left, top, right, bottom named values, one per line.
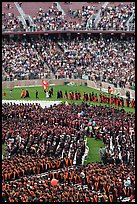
left=2, top=35, right=135, bottom=90
left=2, top=2, right=135, bottom=32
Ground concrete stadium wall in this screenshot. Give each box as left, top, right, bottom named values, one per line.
left=2, top=79, right=135, bottom=99
left=2, top=79, right=86, bottom=89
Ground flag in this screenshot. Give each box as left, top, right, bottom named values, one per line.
left=42, top=80, right=49, bottom=90
left=109, top=89, right=114, bottom=94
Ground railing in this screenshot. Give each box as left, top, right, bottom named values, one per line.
left=128, top=13, right=135, bottom=31
left=2, top=29, right=135, bottom=35
left=55, top=2, right=65, bottom=15
left=14, top=2, right=27, bottom=27
left=126, top=10, right=135, bottom=31
left=86, top=14, right=95, bottom=29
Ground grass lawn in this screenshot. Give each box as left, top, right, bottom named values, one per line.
left=2, top=144, right=6, bottom=155
left=84, top=138, right=105, bottom=164
left=2, top=85, right=135, bottom=113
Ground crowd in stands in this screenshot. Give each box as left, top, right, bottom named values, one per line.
left=22, top=2, right=135, bottom=31
left=57, top=36, right=135, bottom=88
left=2, top=38, right=47, bottom=81
left=2, top=35, right=135, bottom=90
left=2, top=2, right=135, bottom=32
left=32, top=6, right=67, bottom=31
left=2, top=12, right=25, bottom=32
left=2, top=3, right=26, bottom=32
left=2, top=102, right=135, bottom=202
left=66, top=4, right=98, bottom=30
left=31, top=3, right=97, bottom=31
left=97, top=2, right=135, bottom=31
left=18, top=4, right=91, bottom=32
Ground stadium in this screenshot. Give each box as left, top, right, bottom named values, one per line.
left=2, top=2, right=135, bottom=202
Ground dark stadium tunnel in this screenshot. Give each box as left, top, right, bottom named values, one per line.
left=25, top=19, right=30, bottom=27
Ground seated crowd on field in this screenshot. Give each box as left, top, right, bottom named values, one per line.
left=2, top=162, right=135, bottom=202
left=2, top=2, right=135, bottom=202
left=2, top=102, right=135, bottom=202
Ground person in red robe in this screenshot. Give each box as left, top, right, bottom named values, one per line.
left=21, top=89, right=25, bottom=98
left=3, top=91, right=6, bottom=97
left=131, top=99, right=135, bottom=108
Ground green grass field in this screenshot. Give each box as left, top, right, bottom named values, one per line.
left=2, top=85, right=135, bottom=113
left=2, top=85, right=134, bottom=162
left=84, top=138, right=105, bottom=164
left=2, top=144, right=6, bottom=155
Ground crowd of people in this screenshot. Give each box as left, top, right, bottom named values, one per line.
left=65, top=2, right=135, bottom=31
left=2, top=102, right=135, bottom=202
left=2, top=162, right=135, bottom=202
left=2, top=103, right=87, bottom=164
left=2, top=2, right=135, bottom=32
left=2, top=87, right=135, bottom=108
left=2, top=3, right=26, bottom=32
left=57, top=36, right=135, bottom=88
left=97, top=2, right=135, bottom=31
left=2, top=35, right=135, bottom=90
left=56, top=90, right=135, bottom=108
left=32, top=5, right=68, bottom=31
left=128, top=12, right=135, bottom=31
left=2, top=103, right=135, bottom=163
left=2, top=2, right=135, bottom=202
left=31, top=3, right=99, bottom=31
left=2, top=155, right=73, bottom=182
left=2, top=12, right=25, bottom=32
left=27, top=2, right=135, bottom=31
left=2, top=38, right=47, bottom=81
